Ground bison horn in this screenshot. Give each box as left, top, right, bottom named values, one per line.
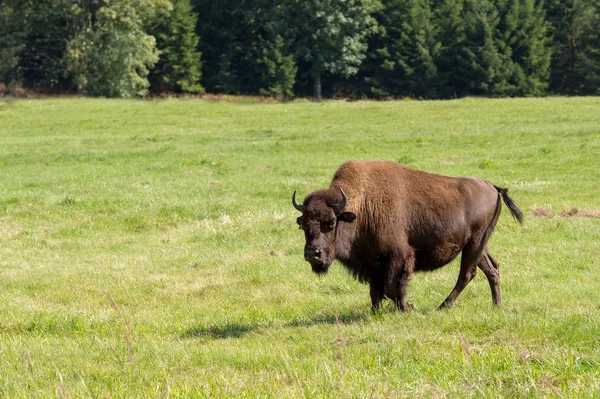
left=292, top=191, right=304, bottom=212
left=334, top=188, right=347, bottom=214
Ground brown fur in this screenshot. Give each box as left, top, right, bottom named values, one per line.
left=294, top=160, right=523, bottom=310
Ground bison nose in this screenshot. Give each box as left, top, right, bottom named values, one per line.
left=304, top=249, right=322, bottom=261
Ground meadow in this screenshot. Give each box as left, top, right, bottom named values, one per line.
left=0, top=96, right=599, bottom=398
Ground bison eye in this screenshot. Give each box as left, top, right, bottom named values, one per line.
left=322, top=221, right=335, bottom=231
left=296, top=217, right=304, bottom=229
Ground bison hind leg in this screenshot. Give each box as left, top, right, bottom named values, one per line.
left=477, top=249, right=501, bottom=306
left=438, top=242, right=481, bottom=310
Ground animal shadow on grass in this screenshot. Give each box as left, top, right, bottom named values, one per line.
left=181, top=309, right=370, bottom=340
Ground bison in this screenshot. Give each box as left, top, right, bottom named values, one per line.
left=292, top=160, right=523, bottom=311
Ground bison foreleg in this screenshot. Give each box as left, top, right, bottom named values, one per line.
left=369, top=266, right=387, bottom=311
left=369, top=282, right=385, bottom=311
left=386, top=251, right=415, bottom=312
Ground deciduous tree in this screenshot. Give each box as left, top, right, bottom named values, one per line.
left=290, top=0, right=379, bottom=100
left=64, top=0, right=165, bottom=97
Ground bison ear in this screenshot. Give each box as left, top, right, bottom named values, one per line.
left=337, top=212, right=356, bottom=223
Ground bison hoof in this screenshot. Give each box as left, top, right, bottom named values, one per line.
left=398, top=302, right=417, bottom=312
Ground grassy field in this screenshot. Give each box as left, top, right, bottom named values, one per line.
left=0, top=96, right=599, bottom=398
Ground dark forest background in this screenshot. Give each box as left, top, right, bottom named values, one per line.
left=1, top=0, right=599, bottom=99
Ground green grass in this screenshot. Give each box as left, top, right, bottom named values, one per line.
left=0, top=97, right=599, bottom=397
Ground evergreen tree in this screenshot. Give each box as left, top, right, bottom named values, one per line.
left=0, top=0, right=71, bottom=89
left=494, top=0, right=524, bottom=96
left=495, top=0, right=551, bottom=96
left=517, top=0, right=551, bottom=95
left=579, top=2, right=600, bottom=93
left=546, top=0, right=600, bottom=94
left=364, top=0, right=439, bottom=98
left=192, top=0, right=235, bottom=93
left=258, top=34, right=298, bottom=98
left=434, top=0, right=503, bottom=97
left=193, top=0, right=297, bottom=96
left=0, top=2, right=24, bottom=86
left=149, top=0, right=204, bottom=94
left=410, top=0, right=440, bottom=96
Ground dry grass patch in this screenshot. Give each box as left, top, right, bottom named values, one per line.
left=532, top=207, right=600, bottom=218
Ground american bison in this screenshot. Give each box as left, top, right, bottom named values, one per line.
left=292, top=160, right=523, bottom=310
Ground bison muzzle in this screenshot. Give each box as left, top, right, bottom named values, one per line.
left=292, top=160, right=523, bottom=311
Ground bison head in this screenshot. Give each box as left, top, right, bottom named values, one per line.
left=292, top=188, right=356, bottom=274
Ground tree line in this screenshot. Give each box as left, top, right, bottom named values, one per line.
left=1, top=0, right=599, bottom=99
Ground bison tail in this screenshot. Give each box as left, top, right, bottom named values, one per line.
left=494, top=185, right=524, bottom=224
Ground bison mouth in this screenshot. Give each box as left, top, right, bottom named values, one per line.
left=309, top=260, right=331, bottom=275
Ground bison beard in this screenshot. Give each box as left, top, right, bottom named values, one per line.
left=293, top=160, right=523, bottom=311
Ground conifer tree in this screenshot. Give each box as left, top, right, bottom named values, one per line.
left=364, top=0, right=439, bottom=98
left=0, top=0, right=71, bottom=89
left=0, top=2, right=24, bottom=86
left=258, top=35, right=298, bottom=98
left=150, top=0, right=204, bottom=93
left=410, top=0, right=440, bottom=96
left=434, top=0, right=502, bottom=97
left=255, top=3, right=298, bottom=98
left=193, top=0, right=297, bottom=96
left=495, top=0, right=551, bottom=96
left=546, top=0, right=600, bottom=94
